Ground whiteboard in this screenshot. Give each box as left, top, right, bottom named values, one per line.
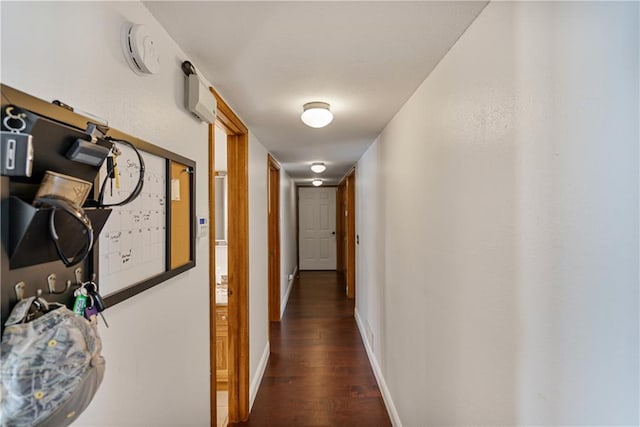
left=98, top=143, right=167, bottom=296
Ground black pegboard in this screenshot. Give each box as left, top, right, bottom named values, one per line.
left=0, top=100, right=108, bottom=328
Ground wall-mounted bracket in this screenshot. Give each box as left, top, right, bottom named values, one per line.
left=48, top=273, right=70, bottom=294
left=14, top=281, right=25, bottom=301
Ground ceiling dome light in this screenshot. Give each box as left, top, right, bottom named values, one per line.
left=310, top=162, right=327, bottom=173
left=301, top=102, right=333, bottom=128
left=312, top=179, right=323, bottom=187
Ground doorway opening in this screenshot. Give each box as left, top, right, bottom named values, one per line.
left=213, top=124, right=229, bottom=427
left=209, top=86, right=250, bottom=425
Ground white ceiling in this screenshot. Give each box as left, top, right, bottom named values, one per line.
left=144, top=1, right=487, bottom=184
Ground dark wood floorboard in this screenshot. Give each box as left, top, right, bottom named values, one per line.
left=231, top=271, right=392, bottom=427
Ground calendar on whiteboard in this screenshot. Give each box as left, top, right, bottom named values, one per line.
left=98, top=143, right=166, bottom=296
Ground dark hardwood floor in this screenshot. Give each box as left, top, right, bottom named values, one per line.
left=231, top=271, right=391, bottom=427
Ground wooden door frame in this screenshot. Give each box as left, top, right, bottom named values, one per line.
left=209, top=86, right=250, bottom=424
left=336, top=183, right=346, bottom=276
left=346, top=170, right=356, bottom=298
left=337, top=168, right=356, bottom=298
left=268, top=155, right=281, bottom=322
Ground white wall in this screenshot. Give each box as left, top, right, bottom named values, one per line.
left=248, top=131, right=270, bottom=405
left=214, top=125, right=228, bottom=172
left=356, top=2, right=639, bottom=426
left=1, top=2, right=211, bottom=426
left=279, top=169, right=298, bottom=315
left=355, top=138, right=386, bottom=367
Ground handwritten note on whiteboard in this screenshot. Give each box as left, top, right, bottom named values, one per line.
left=98, top=143, right=166, bottom=296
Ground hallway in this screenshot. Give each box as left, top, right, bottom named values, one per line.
left=233, top=271, right=391, bottom=426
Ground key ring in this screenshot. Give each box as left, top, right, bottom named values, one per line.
left=3, top=106, right=27, bottom=133
left=83, top=281, right=99, bottom=293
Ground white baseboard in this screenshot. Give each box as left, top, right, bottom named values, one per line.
left=249, top=342, right=270, bottom=410
left=354, top=310, right=403, bottom=427
left=280, top=265, right=298, bottom=317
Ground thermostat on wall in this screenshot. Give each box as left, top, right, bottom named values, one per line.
left=197, top=216, right=209, bottom=239
left=121, top=23, right=160, bottom=75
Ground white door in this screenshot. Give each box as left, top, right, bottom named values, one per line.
left=299, top=187, right=337, bottom=270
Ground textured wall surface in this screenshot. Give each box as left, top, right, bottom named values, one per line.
left=2, top=2, right=212, bottom=425
left=356, top=2, right=639, bottom=426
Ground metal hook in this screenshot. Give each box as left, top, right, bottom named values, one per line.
left=74, top=267, right=83, bottom=286
left=47, top=273, right=70, bottom=294
left=34, top=289, right=50, bottom=313
left=3, top=106, right=27, bottom=132
left=14, top=281, right=26, bottom=301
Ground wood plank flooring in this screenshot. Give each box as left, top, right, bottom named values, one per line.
left=231, top=271, right=391, bottom=427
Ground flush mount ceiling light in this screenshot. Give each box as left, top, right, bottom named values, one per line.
left=310, top=162, right=327, bottom=173
left=301, top=102, right=333, bottom=128
left=312, top=179, right=323, bottom=187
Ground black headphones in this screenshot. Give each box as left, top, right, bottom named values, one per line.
left=36, top=195, right=94, bottom=267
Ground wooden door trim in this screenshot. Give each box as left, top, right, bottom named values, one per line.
left=346, top=171, right=356, bottom=298
left=346, top=169, right=356, bottom=298
left=295, top=186, right=302, bottom=272
left=336, top=183, right=346, bottom=275
left=209, top=87, right=250, bottom=424
left=210, top=87, right=248, bottom=134
left=227, top=132, right=250, bottom=422
left=268, top=154, right=281, bottom=322
left=267, top=154, right=280, bottom=171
